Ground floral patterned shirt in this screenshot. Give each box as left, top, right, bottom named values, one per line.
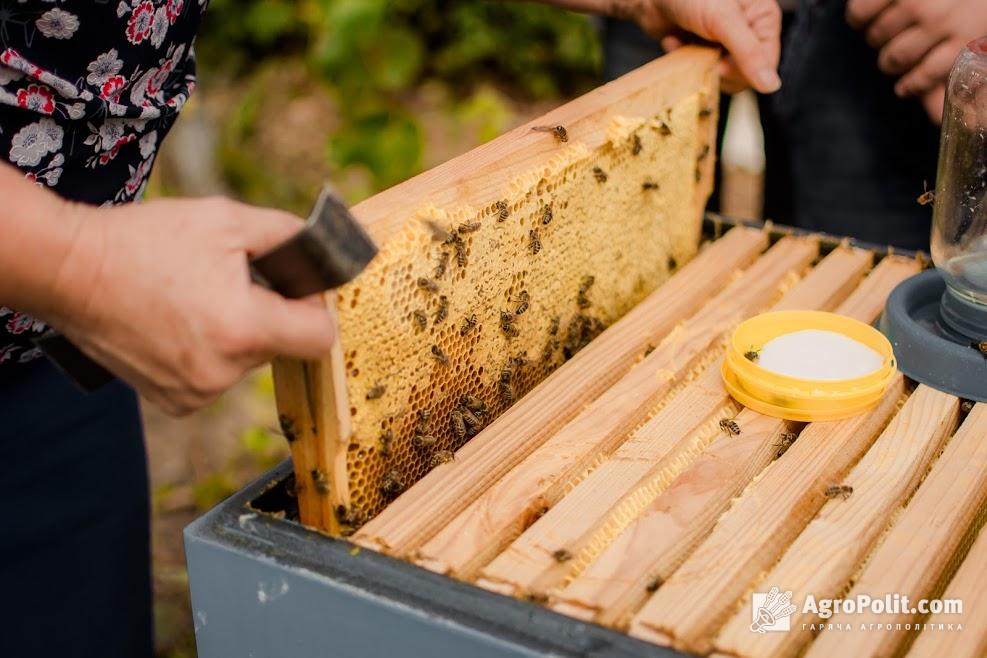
left=0, top=0, right=206, bottom=368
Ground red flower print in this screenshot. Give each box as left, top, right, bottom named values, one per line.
left=127, top=2, right=155, bottom=44
left=0, top=345, right=19, bottom=364
left=98, top=134, right=137, bottom=165
left=15, top=84, right=55, bottom=115
left=0, top=48, right=19, bottom=66
left=100, top=75, right=126, bottom=101
left=6, top=312, right=34, bottom=335
left=166, top=0, right=184, bottom=24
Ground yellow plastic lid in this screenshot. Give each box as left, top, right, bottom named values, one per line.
left=721, top=310, right=898, bottom=422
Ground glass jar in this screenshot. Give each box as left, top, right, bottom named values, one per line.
left=931, top=37, right=987, bottom=306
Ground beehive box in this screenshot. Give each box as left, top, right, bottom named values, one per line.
left=254, top=49, right=987, bottom=658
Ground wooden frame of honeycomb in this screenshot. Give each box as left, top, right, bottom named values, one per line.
left=274, top=47, right=987, bottom=657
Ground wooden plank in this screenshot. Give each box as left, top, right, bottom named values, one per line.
left=413, top=237, right=818, bottom=578
left=714, top=385, right=960, bottom=658
left=804, top=404, right=987, bottom=658
left=353, top=226, right=767, bottom=552
left=349, top=47, right=720, bottom=244
left=834, top=255, right=918, bottom=323
left=628, top=375, right=907, bottom=653
left=476, top=247, right=872, bottom=599
left=551, top=251, right=901, bottom=628
left=909, top=519, right=987, bottom=658
left=272, top=298, right=352, bottom=532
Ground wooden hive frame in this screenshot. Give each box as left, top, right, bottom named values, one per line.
left=273, top=49, right=987, bottom=657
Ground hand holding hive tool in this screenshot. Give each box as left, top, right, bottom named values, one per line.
left=34, top=186, right=377, bottom=392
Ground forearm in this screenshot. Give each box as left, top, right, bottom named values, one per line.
left=0, top=162, right=87, bottom=326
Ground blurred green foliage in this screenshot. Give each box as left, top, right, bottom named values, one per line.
left=197, top=0, right=601, bottom=198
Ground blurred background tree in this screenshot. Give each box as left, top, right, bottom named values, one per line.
left=147, top=3, right=601, bottom=656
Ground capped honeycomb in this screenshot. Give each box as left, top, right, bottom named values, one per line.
left=335, top=91, right=715, bottom=522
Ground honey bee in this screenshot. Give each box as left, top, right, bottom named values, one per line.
left=500, top=311, right=520, bottom=338
left=461, top=395, right=487, bottom=413
left=917, top=181, right=935, bottom=206
left=645, top=576, right=664, bottom=593
left=310, top=468, right=331, bottom=495
left=592, top=166, right=608, bottom=183
left=744, top=348, right=760, bottom=363
left=415, top=409, right=432, bottom=434
left=424, top=219, right=453, bottom=242
left=413, top=309, right=428, bottom=330
left=552, top=548, right=573, bottom=563
left=460, top=313, right=477, bottom=336
left=577, top=275, right=595, bottom=309
left=434, top=251, right=449, bottom=279
left=542, top=204, right=553, bottom=225
left=699, top=106, right=714, bottom=119
left=971, top=340, right=987, bottom=362
left=435, top=295, right=449, bottom=323
left=531, top=124, right=568, bottom=143
left=642, top=181, right=659, bottom=191
left=824, top=484, right=854, bottom=500
left=697, top=144, right=711, bottom=161
left=515, top=290, right=530, bottom=315
left=719, top=418, right=742, bottom=436
left=278, top=413, right=297, bottom=443
left=774, top=431, right=797, bottom=458
left=451, top=410, right=467, bottom=442
left=366, top=384, right=386, bottom=400
left=549, top=316, right=560, bottom=336
left=961, top=400, right=975, bottom=414
left=458, top=221, right=481, bottom=234
left=495, top=199, right=510, bottom=222
left=499, top=381, right=515, bottom=405
left=460, top=407, right=482, bottom=429
left=695, top=167, right=703, bottom=183
left=417, top=277, right=439, bottom=293
left=631, top=133, right=643, bottom=155
left=644, top=344, right=656, bottom=356
left=335, top=504, right=365, bottom=532
left=529, top=229, right=542, bottom=255
left=412, top=434, right=438, bottom=450
left=658, top=122, right=672, bottom=136
left=380, top=468, right=405, bottom=497
left=452, top=235, right=467, bottom=267
left=542, top=338, right=560, bottom=362
left=430, top=344, right=450, bottom=366
left=378, top=429, right=393, bottom=457
left=430, top=450, right=455, bottom=468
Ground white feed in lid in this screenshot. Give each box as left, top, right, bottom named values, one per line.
left=757, top=329, right=884, bottom=381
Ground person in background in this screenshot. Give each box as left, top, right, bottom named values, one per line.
left=550, top=0, right=987, bottom=251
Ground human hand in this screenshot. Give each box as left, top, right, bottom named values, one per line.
left=48, top=197, right=336, bottom=416
left=846, top=0, right=987, bottom=104
left=622, top=0, right=783, bottom=93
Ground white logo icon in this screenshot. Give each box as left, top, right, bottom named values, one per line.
left=751, top=586, right=796, bottom=632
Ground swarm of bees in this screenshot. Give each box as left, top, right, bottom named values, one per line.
left=366, top=384, right=386, bottom=400
left=824, top=484, right=854, bottom=500
left=531, top=124, right=568, bottom=143
left=719, top=418, right=742, bottom=436
left=774, top=431, right=797, bottom=458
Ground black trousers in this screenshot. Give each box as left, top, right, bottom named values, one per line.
left=603, top=0, right=941, bottom=251
left=0, top=359, right=153, bottom=658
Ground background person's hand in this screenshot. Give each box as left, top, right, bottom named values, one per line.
left=620, top=0, right=783, bottom=94
left=49, top=197, right=336, bottom=416
left=846, top=0, right=987, bottom=113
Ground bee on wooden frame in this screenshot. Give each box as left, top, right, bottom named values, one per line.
left=658, top=122, right=672, bottom=136
left=450, top=409, right=467, bottom=442
left=824, top=484, right=853, bottom=500
left=461, top=395, right=487, bottom=413
left=430, top=450, right=455, bottom=468
left=592, top=166, right=608, bottom=183
left=460, top=406, right=482, bottom=430
left=642, top=180, right=659, bottom=191
left=531, top=124, right=568, bottom=143
left=774, top=431, right=797, bottom=458
left=719, top=418, right=742, bottom=436
left=552, top=549, right=573, bottom=563
left=311, top=469, right=331, bottom=494
left=379, top=468, right=406, bottom=497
